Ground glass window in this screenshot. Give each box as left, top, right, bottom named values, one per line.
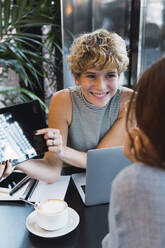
left=92, top=0, right=132, bottom=86
left=62, top=0, right=132, bottom=88
left=138, top=0, right=165, bottom=76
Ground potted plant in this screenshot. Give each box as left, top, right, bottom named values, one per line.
left=0, top=0, right=61, bottom=110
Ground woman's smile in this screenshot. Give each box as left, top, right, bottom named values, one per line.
left=89, top=91, right=110, bottom=100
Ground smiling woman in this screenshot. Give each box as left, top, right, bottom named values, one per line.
left=31, top=29, right=133, bottom=171
left=2, top=29, right=133, bottom=184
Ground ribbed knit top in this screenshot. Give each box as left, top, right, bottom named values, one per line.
left=68, top=86, right=121, bottom=152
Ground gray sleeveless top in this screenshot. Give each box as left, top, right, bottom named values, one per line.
left=68, top=86, right=121, bottom=152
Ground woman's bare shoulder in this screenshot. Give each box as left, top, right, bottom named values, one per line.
left=118, top=87, right=133, bottom=117
left=50, top=88, right=71, bottom=105
left=49, top=89, right=72, bottom=124
left=120, top=86, right=133, bottom=103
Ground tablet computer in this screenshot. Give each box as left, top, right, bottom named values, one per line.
left=0, top=100, right=48, bottom=166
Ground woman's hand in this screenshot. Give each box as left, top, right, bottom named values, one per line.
left=123, top=128, right=142, bottom=162
left=35, top=128, right=64, bottom=158
left=0, top=160, right=13, bottom=179
left=123, top=128, right=160, bottom=166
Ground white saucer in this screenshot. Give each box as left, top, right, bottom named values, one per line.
left=26, top=207, right=80, bottom=238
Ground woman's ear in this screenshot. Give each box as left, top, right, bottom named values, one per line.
left=124, top=127, right=159, bottom=165
left=131, top=128, right=158, bottom=164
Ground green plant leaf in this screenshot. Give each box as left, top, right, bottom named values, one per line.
left=0, top=1, right=2, bottom=38
left=17, top=0, right=28, bottom=22
left=0, top=0, right=62, bottom=108
left=19, top=88, right=48, bottom=111
left=11, top=5, right=19, bottom=24
left=0, top=85, right=48, bottom=111
left=28, top=0, right=36, bottom=9
left=4, top=0, right=11, bottom=33
left=6, top=34, right=44, bottom=47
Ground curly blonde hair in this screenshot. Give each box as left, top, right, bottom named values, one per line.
left=67, top=29, right=129, bottom=78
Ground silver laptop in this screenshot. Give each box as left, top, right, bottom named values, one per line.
left=72, top=146, right=131, bottom=206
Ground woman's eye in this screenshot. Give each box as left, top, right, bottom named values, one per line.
left=86, top=74, right=96, bottom=79
left=105, top=73, right=117, bottom=79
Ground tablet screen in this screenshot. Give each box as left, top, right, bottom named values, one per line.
left=0, top=100, right=48, bottom=166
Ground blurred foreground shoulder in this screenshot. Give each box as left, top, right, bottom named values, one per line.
left=111, top=163, right=136, bottom=196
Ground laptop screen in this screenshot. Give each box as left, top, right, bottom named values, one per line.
left=0, top=100, right=48, bottom=166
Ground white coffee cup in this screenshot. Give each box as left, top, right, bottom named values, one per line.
left=36, top=199, right=68, bottom=230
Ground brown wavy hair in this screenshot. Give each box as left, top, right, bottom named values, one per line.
left=67, top=29, right=129, bottom=78
left=126, top=57, right=165, bottom=168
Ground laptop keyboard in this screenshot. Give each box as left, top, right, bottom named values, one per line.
left=0, top=113, right=36, bottom=161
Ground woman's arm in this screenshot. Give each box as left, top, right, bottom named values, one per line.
left=33, top=87, right=132, bottom=171
left=15, top=89, right=86, bottom=182
left=15, top=88, right=73, bottom=182
left=1, top=89, right=86, bottom=182
left=16, top=153, right=62, bottom=184
left=44, top=89, right=87, bottom=169
left=97, top=87, right=133, bottom=148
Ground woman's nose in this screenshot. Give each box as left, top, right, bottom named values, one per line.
left=95, top=77, right=106, bottom=90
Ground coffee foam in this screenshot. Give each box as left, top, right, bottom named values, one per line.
left=38, top=199, right=67, bottom=215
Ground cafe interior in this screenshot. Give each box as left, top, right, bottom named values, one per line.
left=0, top=0, right=165, bottom=247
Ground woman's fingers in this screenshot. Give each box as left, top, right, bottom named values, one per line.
left=123, top=128, right=140, bottom=162
left=35, top=128, right=60, bottom=138
left=0, top=161, right=6, bottom=177
left=134, top=135, right=144, bottom=158
left=48, top=145, right=62, bottom=153
left=4, top=160, right=13, bottom=177
left=123, top=132, right=134, bottom=160
left=35, top=128, right=63, bottom=156
left=0, top=160, right=13, bottom=178
left=47, top=135, right=62, bottom=146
